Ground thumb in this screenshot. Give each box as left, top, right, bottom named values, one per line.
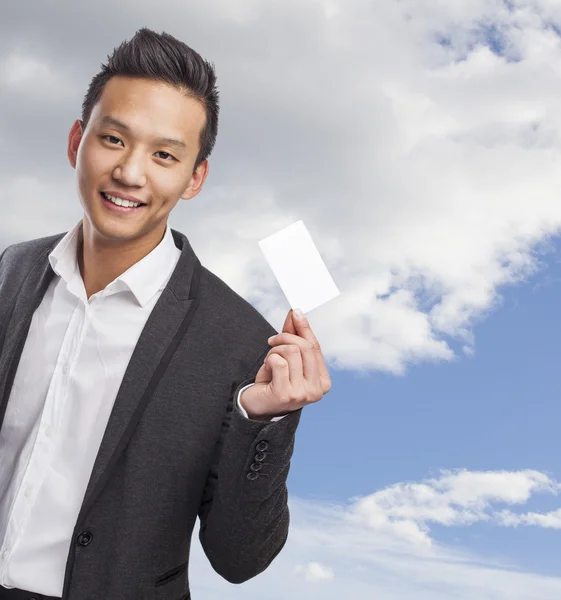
left=254, top=358, right=272, bottom=384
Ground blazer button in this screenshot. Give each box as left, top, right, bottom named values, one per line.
left=77, top=531, right=93, bottom=546
left=250, top=463, right=262, bottom=472
left=254, top=452, right=267, bottom=462
left=247, top=472, right=259, bottom=480
left=256, top=440, right=269, bottom=452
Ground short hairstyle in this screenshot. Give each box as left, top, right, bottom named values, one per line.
left=80, top=27, right=219, bottom=171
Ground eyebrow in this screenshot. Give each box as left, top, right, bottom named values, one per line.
left=98, top=115, right=187, bottom=150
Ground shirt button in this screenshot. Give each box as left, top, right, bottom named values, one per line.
left=62, top=364, right=69, bottom=374
left=24, top=486, right=30, bottom=497
left=1, top=550, right=8, bottom=559
left=45, top=425, right=52, bottom=437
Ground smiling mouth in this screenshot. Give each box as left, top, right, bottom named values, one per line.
left=100, top=191, right=147, bottom=207
left=100, top=191, right=147, bottom=212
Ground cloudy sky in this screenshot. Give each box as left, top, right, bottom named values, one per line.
left=2, top=0, right=561, bottom=597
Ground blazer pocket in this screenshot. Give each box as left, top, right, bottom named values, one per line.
left=154, top=561, right=188, bottom=586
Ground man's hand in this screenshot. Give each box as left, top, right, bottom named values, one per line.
left=239, top=309, right=332, bottom=420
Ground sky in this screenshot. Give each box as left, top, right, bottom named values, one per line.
left=1, top=0, right=561, bottom=597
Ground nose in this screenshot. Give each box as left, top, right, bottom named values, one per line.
left=112, top=152, right=147, bottom=187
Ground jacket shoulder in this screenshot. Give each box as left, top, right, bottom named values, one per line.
left=1, top=232, right=65, bottom=262
left=198, top=266, right=279, bottom=374
left=0, top=232, right=65, bottom=280
left=200, top=266, right=276, bottom=332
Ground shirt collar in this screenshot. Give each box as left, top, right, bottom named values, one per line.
left=48, top=220, right=179, bottom=307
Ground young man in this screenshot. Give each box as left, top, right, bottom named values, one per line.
left=0, top=28, right=331, bottom=600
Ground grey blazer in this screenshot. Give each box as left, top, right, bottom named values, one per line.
left=0, top=227, right=302, bottom=600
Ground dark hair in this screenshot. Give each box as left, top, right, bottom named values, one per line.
left=81, top=27, right=219, bottom=170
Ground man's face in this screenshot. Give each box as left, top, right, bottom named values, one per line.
left=67, top=75, right=209, bottom=248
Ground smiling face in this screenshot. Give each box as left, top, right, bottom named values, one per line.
left=67, top=75, right=209, bottom=252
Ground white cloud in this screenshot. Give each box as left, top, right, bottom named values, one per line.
left=295, top=561, right=335, bottom=582
left=2, top=4, right=561, bottom=598
left=348, top=469, right=561, bottom=547
left=0, top=49, right=79, bottom=101
left=498, top=506, right=561, bottom=528
left=186, top=470, right=561, bottom=599
left=2, top=0, right=560, bottom=374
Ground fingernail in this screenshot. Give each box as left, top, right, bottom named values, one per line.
left=294, top=308, right=303, bottom=317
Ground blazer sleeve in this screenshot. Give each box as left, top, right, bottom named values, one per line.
left=197, top=346, right=302, bottom=584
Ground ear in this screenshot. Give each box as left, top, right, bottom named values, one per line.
left=67, top=120, right=84, bottom=169
left=180, top=159, right=209, bottom=201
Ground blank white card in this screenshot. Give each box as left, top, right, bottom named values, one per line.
left=258, top=220, right=340, bottom=314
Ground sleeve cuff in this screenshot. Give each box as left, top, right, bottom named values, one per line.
left=236, top=383, right=288, bottom=422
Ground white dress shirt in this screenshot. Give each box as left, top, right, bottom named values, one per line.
left=0, top=220, right=283, bottom=596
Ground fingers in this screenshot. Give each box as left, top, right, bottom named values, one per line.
left=295, top=322, right=331, bottom=387
left=265, top=344, right=305, bottom=399
left=268, top=333, right=320, bottom=380
left=271, top=312, right=332, bottom=395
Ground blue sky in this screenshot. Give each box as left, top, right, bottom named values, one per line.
left=289, top=236, right=561, bottom=579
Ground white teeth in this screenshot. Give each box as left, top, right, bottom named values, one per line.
left=103, top=192, right=141, bottom=208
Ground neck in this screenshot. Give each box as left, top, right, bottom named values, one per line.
left=77, top=220, right=166, bottom=299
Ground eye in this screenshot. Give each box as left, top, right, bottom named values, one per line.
left=100, top=136, right=176, bottom=161
left=155, top=151, right=176, bottom=162
left=102, top=135, right=122, bottom=145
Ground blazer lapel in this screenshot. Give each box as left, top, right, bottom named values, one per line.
left=78, top=234, right=201, bottom=523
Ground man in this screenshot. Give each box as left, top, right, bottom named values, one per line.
left=0, top=28, right=331, bottom=600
